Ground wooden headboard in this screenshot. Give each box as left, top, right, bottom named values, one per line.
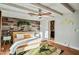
left=12, top=32, right=32, bottom=43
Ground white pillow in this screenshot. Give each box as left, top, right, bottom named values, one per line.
left=35, top=33, right=40, bottom=38
left=16, top=34, right=24, bottom=39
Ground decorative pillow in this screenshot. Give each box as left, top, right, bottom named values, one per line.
left=34, top=33, right=40, bottom=38
left=16, top=34, right=24, bottom=40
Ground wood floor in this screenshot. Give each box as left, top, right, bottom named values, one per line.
left=0, top=44, right=10, bottom=55
left=48, top=40, right=79, bottom=55
left=0, top=40, right=79, bottom=55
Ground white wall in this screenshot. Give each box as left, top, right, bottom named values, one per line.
left=40, top=17, right=53, bottom=39
left=40, top=19, right=48, bottom=39
left=55, top=11, right=79, bottom=50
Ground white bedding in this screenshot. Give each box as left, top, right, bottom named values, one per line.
left=10, top=37, right=42, bottom=54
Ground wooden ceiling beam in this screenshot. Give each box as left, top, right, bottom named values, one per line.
left=61, top=3, right=75, bottom=13
left=31, top=3, right=63, bottom=15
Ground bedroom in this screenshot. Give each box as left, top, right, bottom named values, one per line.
left=0, top=3, right=79, bottom=55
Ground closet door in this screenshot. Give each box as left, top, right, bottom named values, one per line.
left=0, top=11, right=2, bottom=51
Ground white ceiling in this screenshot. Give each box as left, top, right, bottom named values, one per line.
left=41, top=3, right=71, bottom=14
left=0, top=3, right=79, bottom=21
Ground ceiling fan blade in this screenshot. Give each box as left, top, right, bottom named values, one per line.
left=40, top=12, right=52, bottom=15
left=28, top=13, right=37, bottom=15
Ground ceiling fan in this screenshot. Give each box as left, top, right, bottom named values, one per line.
left=28, top=9, right=52, bottom=19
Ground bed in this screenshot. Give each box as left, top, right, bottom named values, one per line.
left=9, top=32, right=43, bottom=54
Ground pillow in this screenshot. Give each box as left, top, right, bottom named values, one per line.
left=24, top=34, right=32, bottom=39
left=16, top=34, right=24, bottom=40
left=34, top=33, right=40, bottom=38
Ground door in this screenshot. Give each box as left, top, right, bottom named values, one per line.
left=50, top=21, right=55, bottom=40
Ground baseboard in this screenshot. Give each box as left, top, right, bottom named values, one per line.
left=55, top=41, right=79, bottom=50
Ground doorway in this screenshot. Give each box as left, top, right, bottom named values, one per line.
left=50, top=20, right=55, bottom=40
